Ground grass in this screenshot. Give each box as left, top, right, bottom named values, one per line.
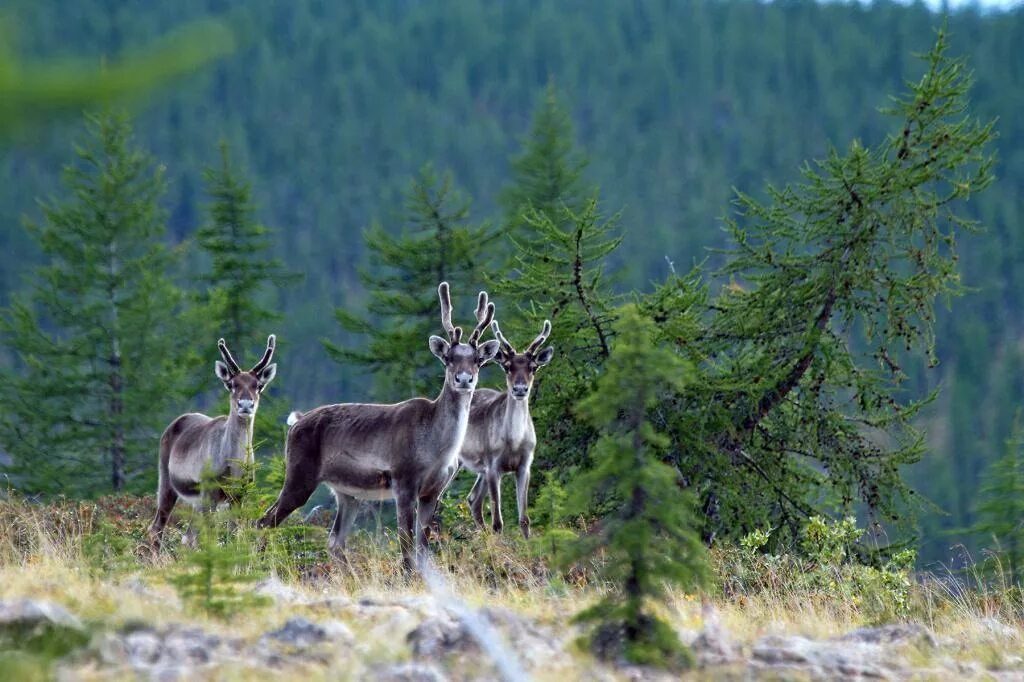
left=0, top=493, right=1022, bottom=679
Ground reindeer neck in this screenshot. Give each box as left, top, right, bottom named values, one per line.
left=502, top=390, right=532, bottom=444
left=224, top=409, right=255, bottom=462
left=435, top=381, right=474, bottom=418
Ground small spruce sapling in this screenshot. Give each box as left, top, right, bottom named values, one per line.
left=562, top=307, right=709, bottom=669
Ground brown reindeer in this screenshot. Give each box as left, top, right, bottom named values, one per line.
left=459, top=319, right=553, bottom=538
left=149, top=335, right=277, bottom=548
left=257, top=283, right=499, bottom=572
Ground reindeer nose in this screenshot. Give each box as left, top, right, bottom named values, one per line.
left=238, top=398, right=255, bottom=411
left=454, top=371, right=474, bottom=388
left=512, top=383, right=529, bottom=397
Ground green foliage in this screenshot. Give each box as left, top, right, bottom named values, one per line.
left=0, top=112, right=194, bottom=496
left=169, top=513, right=269, bottom=619
left=498, top=199, right=622, bottom=473
left=650, top=30, right=996, bottom=544
left=499, top=83, right=591, bottom=246
left=722, top=517, right=917, bottom=623
left=562, top=307, right=708, bottom=669
left=970, top=412, right=1024, bottom=582
left=169, top=464, right=269, bottom=618
left=0, top=16, right=235, bottom=135
left=196, top=140, right=300, bottom=350
left=328, top=165, right=493, bottom=400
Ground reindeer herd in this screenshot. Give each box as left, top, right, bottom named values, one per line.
left=148, top=283, right=554, bottom=572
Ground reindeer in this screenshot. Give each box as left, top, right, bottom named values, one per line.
left=149, top=335, right=277, bottom=548
left=459, top=319, right=553, bottom=538
left=257, top=283, right=499, bottom=572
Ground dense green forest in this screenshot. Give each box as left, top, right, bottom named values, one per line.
left=1, top=0, right=1022, bottom=568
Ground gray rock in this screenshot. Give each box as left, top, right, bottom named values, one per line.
left=752, top=634, right=892, bottom=679
left=253, top=576, right=304, bottom=605
left=839, top=622, right=938, bottom=647
left=0, top=598, right=84, bottom=632
left=373, top=662, right=449, bottom=682
left=263, top=616, right=353, bottom=650
left=407, top=614, right=474, bottom=658
left=692, top=604, right=740, bottom=666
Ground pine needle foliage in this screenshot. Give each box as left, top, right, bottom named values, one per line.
left=649, top=30, right=996, bottom=545
left=971, top=412, right=1024, bottom=582
left=328, top=165, right=493, bottom=400
left=498, top=199, right=621, bottom=473
left=499, top=83, right=591, bottom=243
left=563, top=307, right=709, bottom=670
left=196, top=140, right=300, bottom=351
left=0, top=112, right=192, bottom=496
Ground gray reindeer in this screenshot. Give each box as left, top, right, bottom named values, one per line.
left=149, top=335, right=277, bottom=548
left=257, top=283, right=499, bottom=572
left=459, top=319, right=553, bottom=538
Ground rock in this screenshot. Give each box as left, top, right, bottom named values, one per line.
left=752, top=634, right=891, bottom=679
left=0, top=598, right=84, bottom=632
left=0, top=598, right=88, bottom=657
left=692, top=603, right=740, bottom=666
left=263, top=616, right=353, bottom=650
left=480, top=606, right=563, bottom=664
left=254, top=576, right=305, bottom=605
left=407, top=614, right=474, bottom=658
left=374, top=662, right=449, bottom=681
left=838, top=622, right=938, bottom=648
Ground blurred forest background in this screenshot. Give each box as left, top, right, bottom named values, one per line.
left=0, top=0, right=1021, bottom=569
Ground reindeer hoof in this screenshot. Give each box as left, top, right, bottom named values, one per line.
left=520, top=519, right=530, bottom=539
left=492, top=521, right=503, bottom=534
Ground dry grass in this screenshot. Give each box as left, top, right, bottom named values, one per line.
left=1, top=494, right=1022, bottom=679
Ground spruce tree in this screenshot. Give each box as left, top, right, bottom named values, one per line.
left=0, top=112, right=193, bottom=495
left=499, top=83, right=590, bottom=241
left=971, top=413, right=1024, bottom=581
left=563, top=307, right=709, bottom=669
left=328, top=165, right=493, bottom=400
left=196, top=140, right=300, bottom=352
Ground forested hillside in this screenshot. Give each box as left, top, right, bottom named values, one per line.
left=2, top=0, right=1022, bottom=565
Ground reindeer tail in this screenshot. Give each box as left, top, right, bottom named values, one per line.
left=286, top=411, right=304, bottom=427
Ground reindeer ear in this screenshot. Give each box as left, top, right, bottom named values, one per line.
left=477, top=339, right=501, bottom=365
left=215, top=360, right=233, bottom=385
left=429, top=335, right=450, bottom=362
left=535, top=346, right=555, bottom=367
left=258, top=363, right=277, bottom=387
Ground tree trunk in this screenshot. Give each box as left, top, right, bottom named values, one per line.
left=110, top=342, right=124, bottom=491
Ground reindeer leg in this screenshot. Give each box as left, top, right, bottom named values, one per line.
left=515, top=460, right=532, bottom=539
left=395, top=487, right=417, bottom=575
left=328, top=494, right=358, bottom=561
left=149, top=435, right=178, bottom=551
left=487, top=470, right=503, bottom=533
left=416, top=493, right=441, bottom=561
left=257, top=472, right=318, bottom=529
left=467, top=474, right=485, bottom=528
left=149, top=472, right=178, bottom=551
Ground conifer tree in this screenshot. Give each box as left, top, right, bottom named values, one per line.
left=196, top=140, right=300, bottom=352
left=328, top=165, right=493, bottom=400
left=648, top=30, right=996, bottom=543
left=563, top=307, right=709, bottom=669
left=971, top=413, right=1024, bottom=581
left=498, top=198, right=621, bottom=471
left=499, top=83, right=590, bottom=242
left=0, top=112, right=193, bottom=495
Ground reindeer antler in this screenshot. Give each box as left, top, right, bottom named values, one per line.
left=490, top=320, right=515, bottom=355
left=525, top=320, right=552, bottom=356
left=437, top=282, right=463, bottom=345
left=251, top=334, right=276, bottom=373
left=468, top=291, right=495, bottom=346
left=218, top=338, right=242, bottom=375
